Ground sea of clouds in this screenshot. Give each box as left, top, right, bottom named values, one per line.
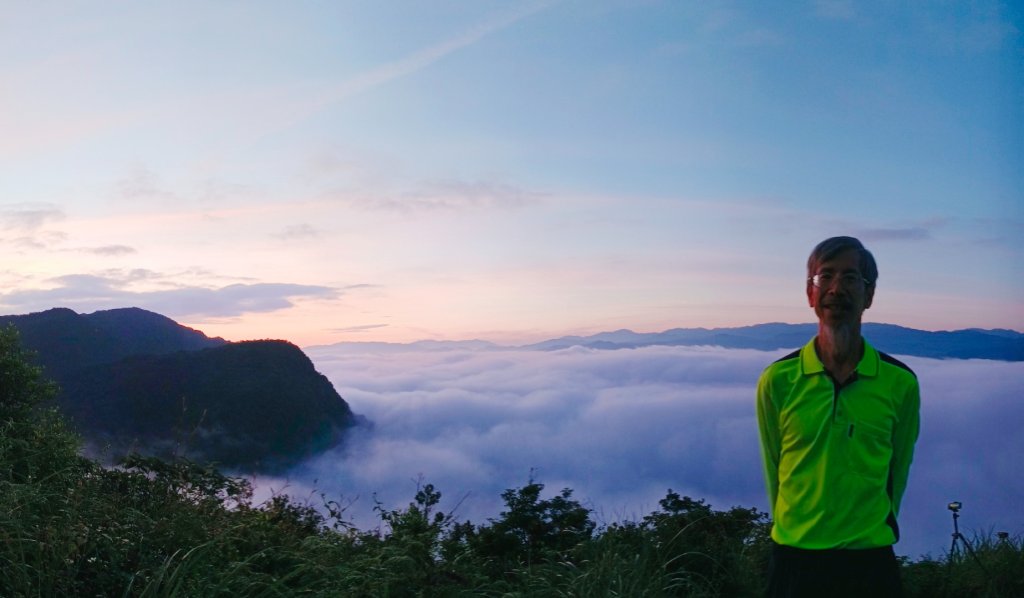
left=265, top=343, right=1023, bottom=560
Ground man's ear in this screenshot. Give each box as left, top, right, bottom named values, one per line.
left=864, top=284, right=875, bottom=309
left=806, top=281, right=815, bottom=307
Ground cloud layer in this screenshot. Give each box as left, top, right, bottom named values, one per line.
left=0, top=274, right=338, bottom=319
left=283, top=344, right=1023, bottom=559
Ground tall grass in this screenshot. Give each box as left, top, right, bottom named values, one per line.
left=903, top=531, right=1024, bottom=598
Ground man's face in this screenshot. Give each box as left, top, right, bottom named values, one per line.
left=807, top=248, right=874, bottom=326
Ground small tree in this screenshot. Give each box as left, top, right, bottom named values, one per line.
left=470, top=477, right=595, bottom=577
left=0, top=324, right=82, bottom=483
left=0, top=326, right=90, bottom=595
left=641, top=490, right=771, bottom=596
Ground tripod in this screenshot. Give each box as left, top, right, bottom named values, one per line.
left=948, top=502, right=987, bottom=572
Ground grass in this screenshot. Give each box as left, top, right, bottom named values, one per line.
left=903, top=531, right=1024, bottom=598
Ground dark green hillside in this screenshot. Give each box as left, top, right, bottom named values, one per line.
left=64, top=340, right=358, bottom=472
left=0, top=307, right=358, bottom=472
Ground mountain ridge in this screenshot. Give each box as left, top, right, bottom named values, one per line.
left=0, top=307, right=359, bottom=472
left=307, top=322, right=1024, bottom=361
left=0, top=307, right=227, bottom=379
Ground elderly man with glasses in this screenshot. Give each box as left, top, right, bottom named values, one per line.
left=756, top=236, right=920, bottom=598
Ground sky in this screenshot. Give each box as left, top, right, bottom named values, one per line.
left=2, top=1, right=1022, bottom=345
left=269, top=342, right=1023, bottom=562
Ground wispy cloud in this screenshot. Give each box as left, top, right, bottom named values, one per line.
left=0, top=273, right=339, bottom=318
left=109, top=165, right=257, bottom=208
left=339, top=179, right=542, bottom=213
left=93, top=268, right=162, bottom=283
left=8, top=232, right=69, bottom=251
left=812, top=215, right=944, bottom=244
left=855, top=227, right=932, bottom=242
left=83, top=245, right=137, bottom=256
left=317, top=1, right=555, bottom=108
left=813, top=0, right=856, bottom=21
left=274, top=224, right=322, bottom=241
left=331, top=324, right=390, bottom=334
left=0, top=203, right=65, bottom=231
left=115, top=166, right=178, bottom=203
left=0, top=203, right=67, bottom=251
left=223, top=0, right=559, bottom=146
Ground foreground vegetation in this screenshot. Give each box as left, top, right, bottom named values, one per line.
left=1, top=327, right=1020, bottom=596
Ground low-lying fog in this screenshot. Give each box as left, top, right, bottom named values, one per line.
left=261, top=343, right=1022, bottom=560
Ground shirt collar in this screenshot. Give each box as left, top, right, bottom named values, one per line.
left=800, top=336, right=880, bottom=377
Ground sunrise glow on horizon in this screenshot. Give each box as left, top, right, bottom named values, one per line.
left=2, top=1, right=1021, bottom=346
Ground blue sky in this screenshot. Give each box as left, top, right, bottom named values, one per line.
left=1, top=1, right=1021, bottom=344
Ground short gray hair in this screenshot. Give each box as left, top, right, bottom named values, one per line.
left=807, top=236, right=878, bottom=285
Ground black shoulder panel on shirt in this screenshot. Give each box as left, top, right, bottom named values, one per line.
left=879, top=351, right=917, bottom=378
left=772, top=348, right=801, bottom=365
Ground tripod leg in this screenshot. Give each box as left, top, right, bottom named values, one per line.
left=958, top=533, right=989, bottom=574
left=949, top=535, right=960, bottom=563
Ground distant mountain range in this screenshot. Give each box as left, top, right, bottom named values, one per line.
left=309, top=323, right=1024, bottom=361
left=0, top=307, right=360, bottom=472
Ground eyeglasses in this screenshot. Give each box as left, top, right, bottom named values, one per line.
left=809, top=272, right=871, bottom=288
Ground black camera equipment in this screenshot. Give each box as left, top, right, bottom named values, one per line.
left=947, top=500, right=987, bottom=572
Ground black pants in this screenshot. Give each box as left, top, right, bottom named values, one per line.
left=766, top=543, right=903, bottom=598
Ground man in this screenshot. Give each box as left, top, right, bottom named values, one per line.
left=756, top=236, right=920, bottom=597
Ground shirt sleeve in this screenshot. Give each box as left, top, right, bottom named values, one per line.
left=756, top=370, right=782, bottom=517
left=889, top=376, right=921, bottom=515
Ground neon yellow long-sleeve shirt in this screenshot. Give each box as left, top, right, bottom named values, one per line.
left=756, top=337, right=920, bottom=549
